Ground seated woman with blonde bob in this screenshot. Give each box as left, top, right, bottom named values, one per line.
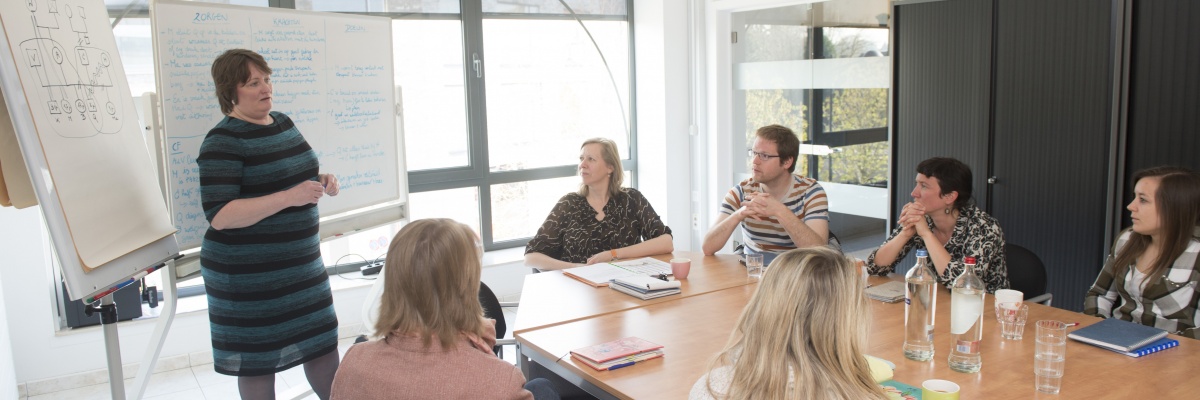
left=331, top=219, right=557, bottom=400
left=525, top=138, right=673, bottom=270
left=690, top=247, right=887, bottom=400
left=1085, top=166, right=1200, bottom=339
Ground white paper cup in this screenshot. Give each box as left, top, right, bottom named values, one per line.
left=995, top=289, right=1024, bottom=308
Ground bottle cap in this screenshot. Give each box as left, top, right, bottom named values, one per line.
left=964, top=256, right=976, bottom=264
left=915, top=249, right=928, bottom=257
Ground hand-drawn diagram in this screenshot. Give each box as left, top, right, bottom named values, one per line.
left=18, top=0, right=124, bottom=137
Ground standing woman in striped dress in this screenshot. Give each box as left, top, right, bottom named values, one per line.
left=197, top=49, right=341, bottom=399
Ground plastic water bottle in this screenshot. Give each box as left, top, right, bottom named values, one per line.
left=903, top=249, right=938, bottom=361
left=948, top=256, right=986, bottom=373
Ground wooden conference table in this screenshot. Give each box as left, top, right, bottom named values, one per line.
left=514, top=252, right=1200, bottom=399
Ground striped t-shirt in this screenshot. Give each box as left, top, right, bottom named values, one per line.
left=719, top=175, right=829, bottom=253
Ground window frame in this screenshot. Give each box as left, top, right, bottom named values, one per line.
left=405, top=0, right=639, bottom=251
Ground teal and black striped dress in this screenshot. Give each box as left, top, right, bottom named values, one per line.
left=197, top=111, right=338, bottom=376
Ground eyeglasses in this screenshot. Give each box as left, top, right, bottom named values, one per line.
left=747, top=149, right=782, bottom=161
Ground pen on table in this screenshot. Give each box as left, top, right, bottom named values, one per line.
left=1064, top=322, right=1080, bottom=327
left=608, top=361, right=636, bottom=371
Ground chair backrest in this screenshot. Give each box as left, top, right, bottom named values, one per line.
left=828, top=230, right=842, bottom=252
left=477, top=282, right=506, bottom=356
left=1004, top=243, right=1047, bottom=296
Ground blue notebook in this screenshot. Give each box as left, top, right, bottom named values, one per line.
left=1116, top=337, right=1179, bottom=358
left=1067, top=318, right=1169, bottom=352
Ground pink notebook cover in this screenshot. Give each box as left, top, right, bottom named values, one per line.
left=570, top=337, right=664, bottom=364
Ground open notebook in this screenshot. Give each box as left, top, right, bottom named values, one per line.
left=562, top=258, right=673, bottom=287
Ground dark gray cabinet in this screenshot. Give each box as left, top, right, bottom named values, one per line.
left=894, top=0, right=1115, bottom=311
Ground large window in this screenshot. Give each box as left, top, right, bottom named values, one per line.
left=383, top=0, right=635, bottom=249
left=109, top=0, right=635, bottom=254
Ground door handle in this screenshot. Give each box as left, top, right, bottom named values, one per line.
left=987, top=176, right=998, bottom=184
left=472, top=53, right=482, bottom=79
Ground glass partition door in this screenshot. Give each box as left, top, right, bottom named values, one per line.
left=730, top=0, right=890, bottom=221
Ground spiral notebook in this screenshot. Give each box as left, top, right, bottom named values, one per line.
left=1116, top=338, right=1179, bottom=358
left=1067, top=318, right=1169, bottom=353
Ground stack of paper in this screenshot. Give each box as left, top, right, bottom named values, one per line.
left=609, top=274, right=681, bottom=300
left=562, top=257, right=673, bottom=287
left=570, top=337, right=665, bottom=371
left=864, top=281, right=906, bottom=303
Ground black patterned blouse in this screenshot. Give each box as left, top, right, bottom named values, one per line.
left=525, top=188, right=672, bottom=264
left=866, top=204, right=1010, bottom=293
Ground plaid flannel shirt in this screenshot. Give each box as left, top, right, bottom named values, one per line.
left=1083, top=228, right=1200, bottom=339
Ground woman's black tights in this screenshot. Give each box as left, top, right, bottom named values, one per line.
left=237, top=350, right=340, bottom=400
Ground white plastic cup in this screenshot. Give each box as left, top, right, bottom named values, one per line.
left=995, top=289, right=1024, bottom=309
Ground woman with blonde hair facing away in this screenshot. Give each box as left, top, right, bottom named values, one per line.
left=525, top=138, right=673, bottom=270
left=1085, top=166, right=1200, bottom=339
left=331, top=219, right=558, bottom=399
left=690, top=247, right=886, bottom=400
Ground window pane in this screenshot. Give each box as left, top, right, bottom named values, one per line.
left=483, top=19, right=630, bottom=171
left=483, top=0, right=626, bottom=16
left=744, top=89, right=809, bottom=174
left=393, top=20, right=470, bottom=171
left=321, top=221, right=404, bottom=264
left=818, top=27, right=889, bottom=186
left=112, top=19, right=155, bottom=98
left=490, top=176, right=578, bottom=242
left=296, top=0, right=459, bottom=13
left=409, top=187, right=481, bottom=235
left=826, top=143, right=888, bottom=186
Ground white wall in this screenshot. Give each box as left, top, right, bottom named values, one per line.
left=0, top=219, right=19, bottom=398
left=635, top=0, right=695, bottom=252
left=0, top=205, right=369, bottom=385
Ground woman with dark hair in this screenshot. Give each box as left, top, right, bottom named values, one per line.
left=866, top=157, right=1009, bottom=293
left=524, top=138, right=673, bottom=271
left=1084, top=166, right=1200, bottom=339
left=198, top=49, right=340, bottom=399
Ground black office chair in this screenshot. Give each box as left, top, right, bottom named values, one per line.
left=828, top=230, right=843, bottom=252
left=1004, top=243, right=1052, bottom=306
left=478, top=281, right=519, bottom=359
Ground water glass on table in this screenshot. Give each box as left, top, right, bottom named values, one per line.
left=745, top=254, right=764, bottom=279
left=994, top=301, right=1029, bottom=340
left=1034, top=320, right=1068, bottom=394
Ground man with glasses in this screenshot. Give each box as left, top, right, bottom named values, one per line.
left=702, top=125, right=830, bottom=262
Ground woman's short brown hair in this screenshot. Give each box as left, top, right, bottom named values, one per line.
left=211, top=49, right=271, bottom=115
left=374, top=219, right=486, bottom=348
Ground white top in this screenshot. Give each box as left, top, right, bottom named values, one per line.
left=1127, top=267, right=1147, bottom=304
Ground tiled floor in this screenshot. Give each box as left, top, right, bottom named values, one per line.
left=23, top=337, right=358, bottom=400
left=25, top=309, right=522, bottom=400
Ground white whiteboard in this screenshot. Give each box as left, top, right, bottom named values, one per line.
left=152, top=0, right=405, bottom=250
left=0, top=0, right=179, bottom=300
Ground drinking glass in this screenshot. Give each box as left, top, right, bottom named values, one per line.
left=745, top=254, right=764, bottom=279
left=994, top=301, right=1029, bottom=340
left=1035, top=320, right=1068, bottom=394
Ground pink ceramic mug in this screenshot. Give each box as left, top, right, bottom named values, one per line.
left=670, top=258, right=691, bottom=280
